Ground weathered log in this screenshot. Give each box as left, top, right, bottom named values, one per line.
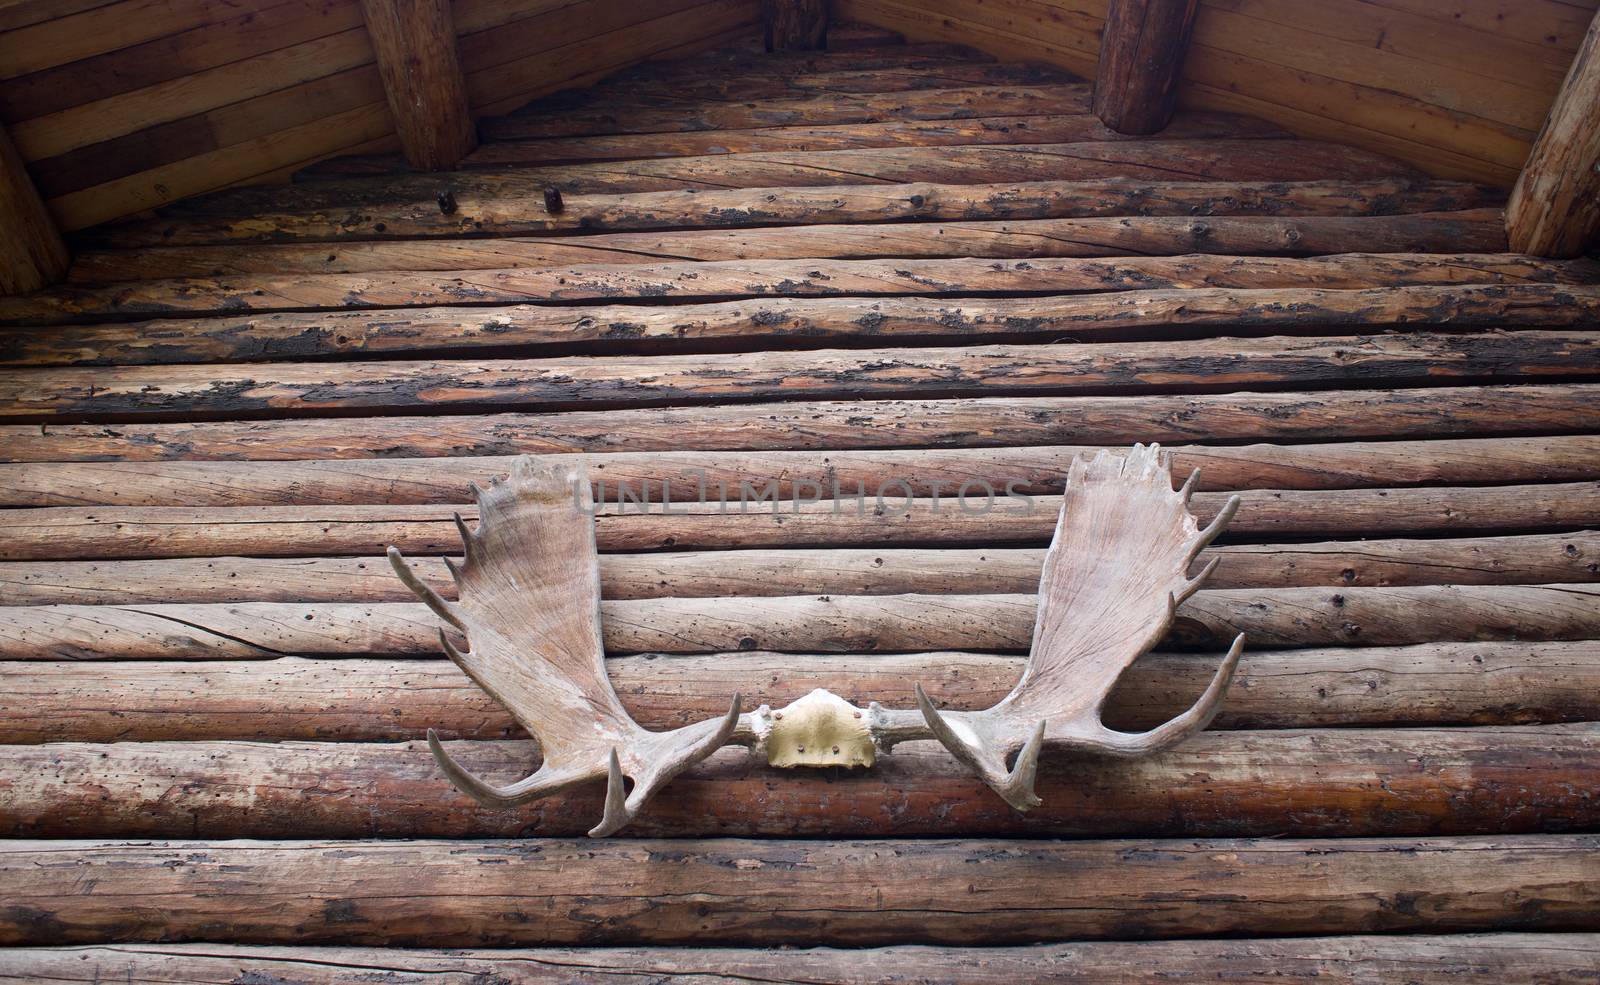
left=3, top=585, right=1595, bottom=659
left=14, top=281, right=1584, bottom=367
left=1506, top=9, right=1600, bottom=257
left=67, top=217, right=1512, bottom=300
left=8, top=253, right=1587, bottom=327
left=3, top=532, right=1592, bottom=605
left=1094, top=0, right=1198, bottom=135
left=3, top=333, right=1594, bottom=421
left=357, top=0, right=475, bottom=171
left=173, top=111, right=1280, bottom=211
left=522, top=61, right=1072, bottom=110
left=4, top=436, right=1594, bottom=507
left=273, top=142, right=1441, bottom=199
left=763, top=0, right=826, bottom=51
left=0, top=836, right=1593, bottom=945
left=2, top=384, right=1590, bottom=462
left=0, top=125, right=68, bottom=295
left=4, top=937, right=1597, bottom=985
left=73, top=183, right=1506, bottom=253
left=2, top=640, right=1593, bottom=742
left=3, top=483, right=1593, bottom=560
left=479, top=84, right=1095, bottom=140
left=4, top=726, right=1599, bottom=839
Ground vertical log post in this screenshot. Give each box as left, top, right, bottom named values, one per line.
left=1093, top=0, right=1200, bottom=135
left=358, top=0, right=477, bottom=171
left=0, top=125, right=69, bottom=295
left=763, top=0, right=828, bottom=52
left=1507, top=10, right=1600, bottom=258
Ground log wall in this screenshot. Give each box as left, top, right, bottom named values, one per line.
left=0, top=0, right=761, bottom=230
left=833, top=0, right=1600, bottom=185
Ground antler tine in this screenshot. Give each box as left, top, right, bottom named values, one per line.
left=386, top=546, right=464, bottom=631
left=1082, top=633, right=1245, bottom=757
left=590, top=693, right=744, bottom=837
left=1189, top=493, right=1242, bottom=561
left=915, top=684, right=1044, bottom=811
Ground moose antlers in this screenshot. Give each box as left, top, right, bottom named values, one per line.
left=388, top=457, right=740, bottom=837
left=392, top=445, right=1244, bottom=834
left=914, top=445, right=1244, bottom=810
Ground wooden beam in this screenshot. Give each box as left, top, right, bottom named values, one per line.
left=2, top=436, right=1594, bottom=506
left=763, top=0, right=827, bottom=51
left=2, top=483, right=1593, bottom=560
left=357, top=0, right=476, bottom=170
left=1, top=384, right=1590, bottom=463
left=1093, top=0, right=1200, bottom=135
left=3, top=584, right=1597, bottom=658
left=0, top=282, right=1576, bottom=368
left=3, top=641, right=1595, bottom=741
left=0, top=126, right=68, bottom=296
left=5, top=937, right=1598, bottom=985
left=0, top=332, right=1593, bottom=421
left=2, top=532, right=1593, bottom=604
left=1507, top=10, right=1600, bottom=257
left=0, top=837, right=1593, bottom=945
left=4, top=727, right=1599, bottom=839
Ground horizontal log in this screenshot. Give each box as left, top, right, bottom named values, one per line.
left=5, top=937, right=1597, bottom=985
left=4, top=483, right=1594, bottom=560
left=3, top=532, right=1591, bottom=604
left=71, top=205, right=1509, bottom=275
left=5, top=436, right=1595, bottom=507
left=214, top=119, right=1303, bottom=219
left=0, top=836, right=1593, bottom=945
left=3, top=384, right=1591, bottom=462
left=4, top=726, right=1599, bottom=839
left=5, top=332, right=1597, bottom=421
left=11, top=253, right=1591, bottom=328
left=80, top=169, right=1483, bottom=251
left=3, top=585, right=1595, bottom=658
left=477, top=84, right=1098, bottom=140
left=271, top=141, right=1488, bottom=199
left=512, top=59, right=1076, bottom=107
left=13, top=282, right=1584, bottom=367
left=3, top=640, right=1594, bottom=741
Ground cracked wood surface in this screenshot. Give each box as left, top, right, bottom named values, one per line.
left=7, top=283, right=1586, bottom=366
left=1, top=584, right=1596, bottom=659
left=4, top=333, right=1597, bottom=421
left=4, top=384, right=1591, bottom=462
left=0, top=836, right=1594, bottom=945
left=2, top=641, right=1595, bottom=742
left=3, top=532, right=1592, bottom=604
left=4, top=937, right=1598, bottom=984
left=4, top=483, right=1594, bottom=561
left=2, top=726, right=1599, bottom=838
left=14, top=252, right=1592, bottom=326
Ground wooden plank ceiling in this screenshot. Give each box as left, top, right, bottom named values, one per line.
left=1, top=21, right=1599, bottom=981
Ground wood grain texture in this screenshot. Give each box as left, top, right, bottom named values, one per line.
left=0, top=126, right=67, bottom=294
left=9, top=253, right=1594, bottom=326
left=5, top=937, right=1598, bottom=985
left=2, top=584, right=1596, bottom=658
left=3, top=332, right=1594, bottom=421
left=3, top=384, right=1590, bottom=462
left=1507, top=9, right=1600, bottom=256
left=0, top=836, right=1594, bottom=945
left=3, top=640, right=1596, bottom=742
left=3, top=436, right=1595, bottom=506
left=4, top=726, right=1600, bottom=838
left=763, top=0, right=826, bottom=50
left=1, top=281, right=1577, bottom=367
left=1094, top=0, right=1198, bottom=134
left=4, top=482, right=1593, bottom=560
left=357, top=0, right=476, bottom=170
left=3, top=532, right=1593, bottom=604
